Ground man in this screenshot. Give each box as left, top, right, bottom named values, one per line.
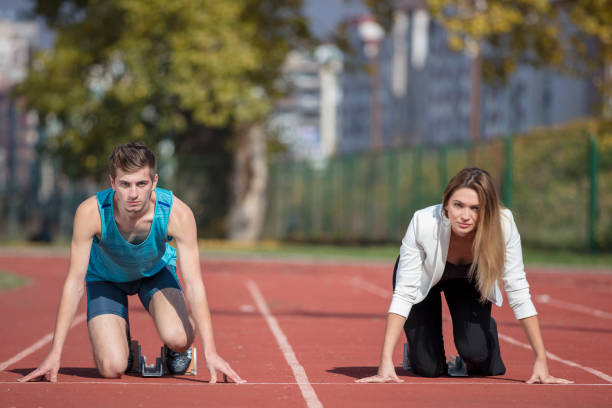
left=19, top=142, right=244, bottom=383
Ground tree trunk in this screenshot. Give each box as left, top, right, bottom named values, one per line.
left=174, top=121, right=232, bottom=238
left=227, top=123, right=268, bottom=242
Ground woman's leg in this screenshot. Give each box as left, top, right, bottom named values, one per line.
left=403, top=289, right=446, bottom=377
left=443, top=279, right=506, bottom=376
left=393, top=255, right=446, bottom=377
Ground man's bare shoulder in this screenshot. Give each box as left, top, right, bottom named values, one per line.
left=74, top=195, right=101, bottom=234
left=76, top=195, right=99, bottom=215
left=170, top=196, right=195, bottom=220
left=168, top=196, right=196, bottom=237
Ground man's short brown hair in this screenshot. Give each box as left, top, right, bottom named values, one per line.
left=108, top=142, right=157, bottom=180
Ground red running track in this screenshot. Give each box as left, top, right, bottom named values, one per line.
left=0, top=254, right=611, bottom=407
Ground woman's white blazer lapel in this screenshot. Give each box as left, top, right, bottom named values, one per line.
left=432, top=204, right=451, bottom=285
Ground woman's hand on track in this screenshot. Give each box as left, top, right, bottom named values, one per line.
left=206, top=352, right=246, bottom=384
left=355, top=359, right=404, bottom=383
left=17, top=351, right=61, bottom=383
left=526, top=359, right=573, bottom=384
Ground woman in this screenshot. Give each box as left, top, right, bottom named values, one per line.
left=358, top=167, right=571, bottom=384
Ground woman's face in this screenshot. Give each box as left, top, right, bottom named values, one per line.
left=445, top=187, right=480, bottom=237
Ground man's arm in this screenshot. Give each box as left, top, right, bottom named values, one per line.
left=18, top=197, right=99, bottom=382
left=168, top=197, right=244, bottom=384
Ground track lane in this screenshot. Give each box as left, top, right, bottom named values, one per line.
left=0, top=256, right=307, bottom=407
left=2, top=255, right=612, bottom=407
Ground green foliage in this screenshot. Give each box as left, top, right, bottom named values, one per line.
left=426, top=0, right=612, bottom=94
left=17, top=0, right=311, bottom=180
left=367, top=1, right=611, bottom=101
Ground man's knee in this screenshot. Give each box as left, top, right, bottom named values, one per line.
left=96, top=355, right=127, bottom=378
left=161, top=327, right=194, bottom=352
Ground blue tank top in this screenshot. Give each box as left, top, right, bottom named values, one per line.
left=86, top=187, right=177, bottom=282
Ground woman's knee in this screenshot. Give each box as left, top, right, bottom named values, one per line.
left=455, top=319, right=499, bottom=365
left=409, top=352, right=445, bottom=377
left=455, top=338, right=489, bottom=364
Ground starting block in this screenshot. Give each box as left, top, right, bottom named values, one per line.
left=129, top=340, right=197, bottom=377
left=402, top=343, right=411, bottom=371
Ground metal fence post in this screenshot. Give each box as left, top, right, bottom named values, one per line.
left=388, top=150, right=399, bottom=239
left=439, top=145, right=448, bottom=196
left=588, top=132, right=599, bottom=252
left=503, top=133, right=514, bottom=209
left=412, top=145, right=423, bottom=213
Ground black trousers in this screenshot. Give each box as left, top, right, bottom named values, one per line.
left=392, top=257, right=506, bottom=377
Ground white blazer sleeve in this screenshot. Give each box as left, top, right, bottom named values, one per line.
left=502, top=211, right=538, bottom=320
left=388, top=214, right=425, bottom=318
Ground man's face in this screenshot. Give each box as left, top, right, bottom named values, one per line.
left=110, top=166, right=158, bottom=214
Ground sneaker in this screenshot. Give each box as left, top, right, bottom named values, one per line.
left=447, top=355, right=468, bottom=377
left=126, top=345, right=133, bottom=373
left=165, top=345, right=193, bottom=375
left=125, top=334, right=134, bottom=374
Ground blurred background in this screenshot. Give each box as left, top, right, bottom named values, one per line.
left=0, top=0, right=610, bottom=260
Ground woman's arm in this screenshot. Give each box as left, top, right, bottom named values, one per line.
left=502, top=211, right=572, bottom=384
left=357, top=212, right=428, bottom=383
left=520, top=316, right=573, bottom=384
left=356, top=313, right=406, bottom=383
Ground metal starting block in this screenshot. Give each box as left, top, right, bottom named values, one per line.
left=403, top=343, right=411, bottom=371
left=129, top=339, right=197, bottom=377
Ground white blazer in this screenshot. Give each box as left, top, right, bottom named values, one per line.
left=389, top=204, right=537, bottom=320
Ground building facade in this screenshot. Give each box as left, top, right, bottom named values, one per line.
left=336, top=3, right=594, bottom=153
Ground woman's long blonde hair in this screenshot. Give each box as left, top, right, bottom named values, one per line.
left=442, top=168, right=505, bottom=302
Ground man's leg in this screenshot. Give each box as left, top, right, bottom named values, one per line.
left=88, top=315, right=130, bottom=378
left=86, top=281, right=132, bottom=378
left=148, top=288, right=195, bottom=351
left=140, top=267, right=195, bottom=353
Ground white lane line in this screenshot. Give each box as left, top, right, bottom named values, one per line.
left=349, top=278, right=612, bottom=384
left=498, top=334, right=612, bottom=383
left=0, top=313, right=87, bottom=372
left=2, top=381, right=609, bottom=386
left=245, top=280, right=323, bottom=408
left=350, top=276, right=390, bottom=299
left=535, top=294, right=612, bottom=320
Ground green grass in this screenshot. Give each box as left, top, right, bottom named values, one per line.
left=522, top=248, right=612, bottom=268
left=198, top=240, right=398, bottom=260
left=0, top=270, right=28, bottom=292
left=198, top=240, right=612, bottom=268
left=2, top=240, right=610, bottom=269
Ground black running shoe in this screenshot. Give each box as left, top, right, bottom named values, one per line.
left=125, top=333, right=134, bottom=374
left=165, top=346, right=193, bottom=375
left=126, top=347, right=133, bottom=373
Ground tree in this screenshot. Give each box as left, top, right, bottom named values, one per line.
left=426, top=0, right=612, bottom=116
left=18, top=0, right=311, bottom=239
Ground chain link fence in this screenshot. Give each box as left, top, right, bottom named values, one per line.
left=264, top=126, right=612, bottom=251
left=1, top=123, right=610, bottom=251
